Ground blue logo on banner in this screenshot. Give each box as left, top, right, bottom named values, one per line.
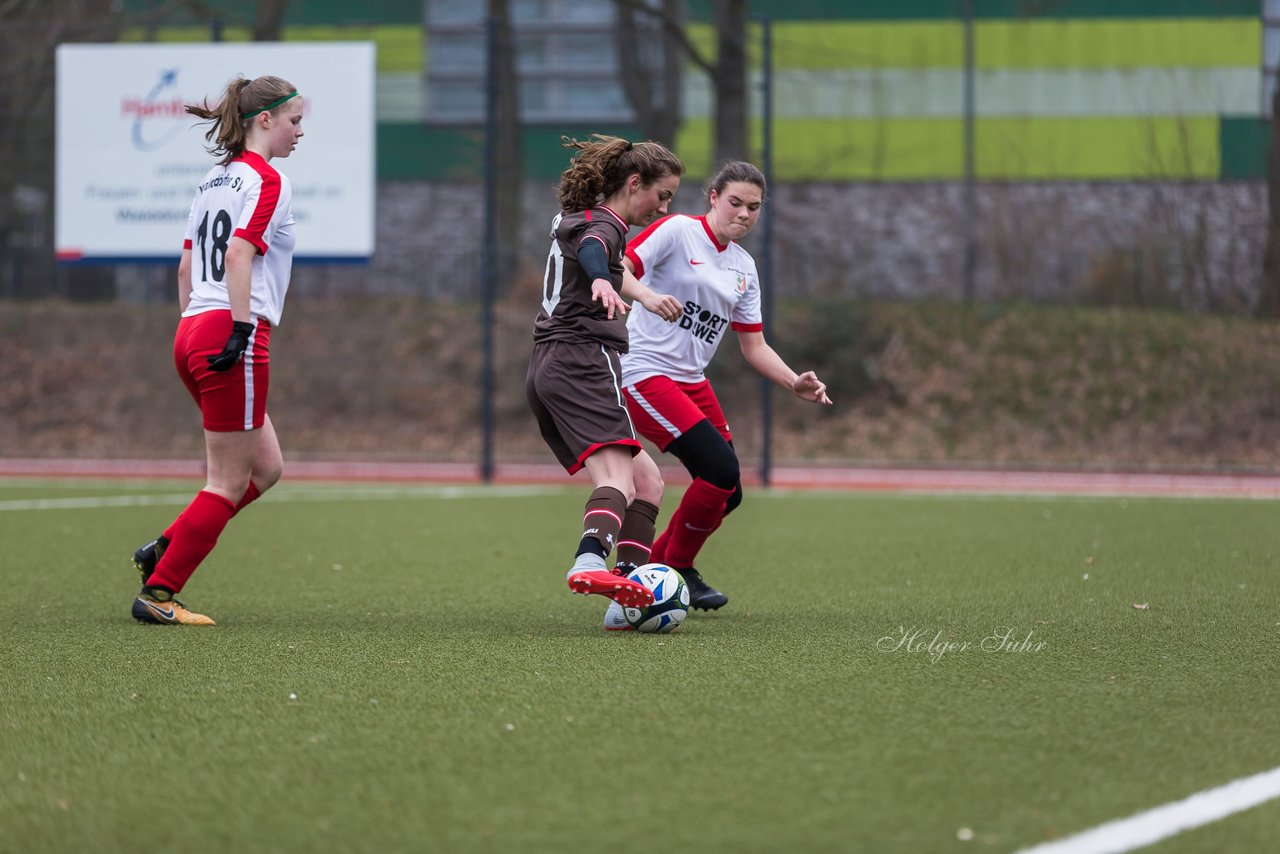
left=126, top=68, right=185, bottom=151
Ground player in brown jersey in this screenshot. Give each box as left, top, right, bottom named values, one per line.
left=526, top=134, right=684, bottom=613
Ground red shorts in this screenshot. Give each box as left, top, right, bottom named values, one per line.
left=173, top=310, right=270, bottom=432
left=622, top=375, right=731, bottom=452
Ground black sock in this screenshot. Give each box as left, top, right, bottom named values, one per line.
left=575, top=537, right=607, bottom=559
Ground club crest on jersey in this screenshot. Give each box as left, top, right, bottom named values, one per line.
left=736, top=275, right=748, bottom=294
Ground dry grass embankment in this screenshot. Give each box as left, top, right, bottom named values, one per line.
left=3, top=298, right=1278, bottom=470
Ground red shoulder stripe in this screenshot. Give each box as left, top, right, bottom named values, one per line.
left=234, top=151, right=281, bottom=255
left=624, top=214, right=678, bottom=279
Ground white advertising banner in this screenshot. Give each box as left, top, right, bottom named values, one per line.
left=55, top=42, right=375, bottom=263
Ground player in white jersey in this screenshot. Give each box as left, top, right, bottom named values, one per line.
left=128, top=75, right=304, bottom=626
left=607, top=161, right=832, bottom=624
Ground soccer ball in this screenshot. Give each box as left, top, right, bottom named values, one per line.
left=622, top=563, right=689, bottom=633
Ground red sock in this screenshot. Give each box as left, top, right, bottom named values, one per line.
left=662, top=479, right=735, bottom=569
left=146, top=490, right=236, bottom=594
left=649, top=528, right=671, bottom=564
left=161, top=482, right=260, bottom=542
left=235, top=481, right=262, bottom=513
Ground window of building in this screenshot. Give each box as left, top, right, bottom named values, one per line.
left=424, top=0, right=632, bottom=123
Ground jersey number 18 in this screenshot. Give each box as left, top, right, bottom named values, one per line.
left=196, top=209, right=233, bottom=283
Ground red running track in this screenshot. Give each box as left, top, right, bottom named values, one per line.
left=3, top=458, right=1280, bottom=498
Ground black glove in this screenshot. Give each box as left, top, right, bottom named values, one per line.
left=206, top=320, right=255, bottom=371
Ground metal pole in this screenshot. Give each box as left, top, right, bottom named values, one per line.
left=479, top=17, right=498, bottom=482
left=1265, top=4, right=1280, bottom=116
left=962, top=0, right=976, bottom=305
left=759, top=17, right=774, bottom=488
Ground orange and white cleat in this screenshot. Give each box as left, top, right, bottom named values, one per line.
left=132, top=590, right=216, bottom=626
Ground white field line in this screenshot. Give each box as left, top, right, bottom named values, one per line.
left=1014, top=765, right=1280, bottom=854
left=1, top=484, right=1271, bottom=513
left=7, top=459, right=1280, bottom=498
left=0, top=494, right=198, bottom=511
left=0, top=484, right=558, bottom=512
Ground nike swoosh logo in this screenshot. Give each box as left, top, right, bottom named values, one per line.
left=689, top=259, right=706, bottom=265
left=142, top=600, right=175, bottom=621
left=684, top=523, right=714, bottom=532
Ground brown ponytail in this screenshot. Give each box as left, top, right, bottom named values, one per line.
left=557, top=134, right=683, bottom=212
left=185, top=75, right=297, bottom=165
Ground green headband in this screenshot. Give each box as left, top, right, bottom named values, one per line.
left=241, top=91, right=298, bottom=119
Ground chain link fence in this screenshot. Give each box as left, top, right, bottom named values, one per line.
left=2, top=2, right=1275, bottom=473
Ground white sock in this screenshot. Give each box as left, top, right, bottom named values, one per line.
left=567, top=552, right=607, bottom=577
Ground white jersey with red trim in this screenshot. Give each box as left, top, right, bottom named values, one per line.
left=621, top=214, right=762, bottom=385
left=182, top=151, right=295, bottom=327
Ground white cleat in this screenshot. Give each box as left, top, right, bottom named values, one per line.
left=603, top=600, right=633, bottom=632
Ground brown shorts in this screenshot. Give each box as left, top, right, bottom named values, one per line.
left=526, top=339, right=642, bottom=474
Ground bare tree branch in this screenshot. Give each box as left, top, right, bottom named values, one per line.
left=0, top=0, right=34, bottom=20
left=614, top=0, right=683, bottom=145
left=612, top=0, right=713, bottom=76
left=612, top=0, right=749, bottom=163
left=711, top=0, right=747, bottom=164
left=251, top=0, right=290, bottom=41
left=0, top=0, right=158, bottom=297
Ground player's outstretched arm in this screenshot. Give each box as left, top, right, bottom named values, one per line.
left=738, top=331, right=833, bottom=406
left=791, top=370, right=833, bottom=405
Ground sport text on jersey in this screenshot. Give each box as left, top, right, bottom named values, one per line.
left=680, top=300, right=729, bottom=343
left=198, top=173, right=244, bottom=193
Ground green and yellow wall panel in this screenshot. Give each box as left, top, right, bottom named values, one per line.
left=675, top=12, right=1262, bottom=180
left=119, top=0, right=1268, bottom=181
left=687, top=0, right=1260, bottom=22
left=674, top=115, right=1222, bottom=180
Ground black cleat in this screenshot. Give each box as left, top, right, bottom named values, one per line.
left=132, top=536, right=168, bottom=584
left=678, top=567, right=728, bottom=611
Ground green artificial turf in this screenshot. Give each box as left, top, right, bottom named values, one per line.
left=2, top=479, right=1279, bottom=853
